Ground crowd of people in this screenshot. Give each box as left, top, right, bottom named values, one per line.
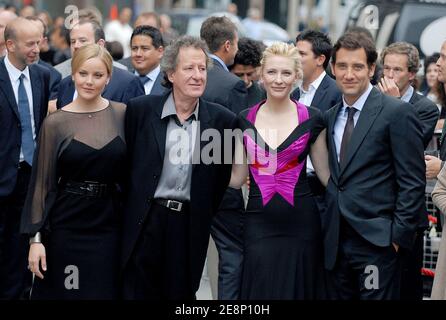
left=1, top=3, right=446, bottom=301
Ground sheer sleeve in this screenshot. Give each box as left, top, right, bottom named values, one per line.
left=20, top=113, right=61, bottom=235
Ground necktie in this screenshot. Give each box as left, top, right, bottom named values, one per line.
left=18, top=74, right=35, bottom=165
left=139, top=75, right=150, bottom=86
left=339, top=106, right=357, bottom=167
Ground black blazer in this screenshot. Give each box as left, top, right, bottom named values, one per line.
left=0, top=59, right=50, bottom=197
left=203, top=58, right=248, bottom=115
left=122, top=92, right=237, bottom=293
left=291, top=74, right=342, bottom=112
left=37, top=60, right=61, bottom=100
left=56, top=66, right=145, bottom=108
left=409, top=90, right=439, bottom=149
left=323, top=88, right=426, bottom=270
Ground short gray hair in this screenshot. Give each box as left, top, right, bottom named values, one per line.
left=160, top=35, right=212, bottom=88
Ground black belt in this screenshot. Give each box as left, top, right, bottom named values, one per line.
left=59, top=180, right=115, bottom=198
left=154, top=199, right=188, bottom=213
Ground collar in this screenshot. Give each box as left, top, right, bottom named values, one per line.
left=4, top=54, right=30, bottom=82
left=342, top=83, right=374, bottom=113
left=300, top=70, right=326, bottom=93
left=161, top=93, right=200, bottom=121
left=209, top=54, right=229, bottom=72
left=400, top=85, right=414, bottom=103
left=136, top=64, right=161, bottom=81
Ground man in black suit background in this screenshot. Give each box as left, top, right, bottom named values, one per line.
left=0, top=17, right=50, bottom=299
left=121, top=36, right=236, bottom=300
left=291, top=29, right=342, bottom=112
left=378, top=42, right=438, bottom=148
left=200, top=16, right=247, bottom=300
left=55, top=20, right=145, bottom=109
left=324, top=32, right=426, bottom=299
left=378, top=41, right=439, bottom=300
left=128, top=25, right=167, bottom=96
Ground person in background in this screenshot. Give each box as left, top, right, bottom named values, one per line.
left=229, top=37, right=266, bottom=107
left=49, top=26, right=71, bottom=65
left=0, top=9, right=17, bottom=56
left=128, top=25, right=166, bottom=96
left=0, top=17, right=50, bottom=299
left=106, top=41, right=124, bottom=61
left=159, top=14, right=179, bottom=45
left=423, top=53, right=443, bottom=116
left=104, top=7, right=133, bottom=58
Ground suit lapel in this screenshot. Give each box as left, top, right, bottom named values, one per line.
left=193, top=98, right=211, bottom=172
left=0, top=59, right=20, bottom=120
left=150, top=95, right=170, bottom=159
left=328, top=103, right=342, bottom=182
left=29, top=66, right=42, bottom=131
left=151, top=72, right=165, bottom=95
left=339, top=88, right=382, bottom=176
left=311, top=75, right=328, bottom=108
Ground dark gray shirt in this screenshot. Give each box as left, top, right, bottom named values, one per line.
left=154, top=93, right=199, bottom=201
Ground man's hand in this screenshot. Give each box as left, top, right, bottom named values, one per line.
left=425, top=155, right=442, bottom=179
left=378, top=77, right=400, bottom=98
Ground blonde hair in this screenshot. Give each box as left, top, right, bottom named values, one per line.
left=261, top=42, right=303, bottom=80
left=71, top=44, right=113, bottom=76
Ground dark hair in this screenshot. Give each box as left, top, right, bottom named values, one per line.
left=130, top=25, right=164, bottom=48
left=296, top=29, right=332, bottom=69
left=105, top=41, right=124, bottom=60
left=331, top=32, right=377, bottom=67
left=71, top=20, right=105, bottom=43
left=200, top=16, right=237, bottom=53
left=230, top=37, right=263, bottom=68
left=424, top=52, right=440, bottom=76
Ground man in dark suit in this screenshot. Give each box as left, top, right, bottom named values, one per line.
left=378, top=42, right=438, bottom=148
left=121, top=36, right=236, bottom=300
left=200, top=16, right=247, bottom=300
left=378, top=42, right=439, bottom=300
left=291, top=29, right=342, bottom=112
left=0, top=18, right=50, bottom=299
left=128, top=25, right=167, bottom=96
left=55, top=20, right=144, bottom=108
left=324, top=32, right=426, bottom=299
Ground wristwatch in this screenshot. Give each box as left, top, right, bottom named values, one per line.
left=29, top=232, right=41, bottom=244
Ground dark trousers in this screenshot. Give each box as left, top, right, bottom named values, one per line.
left=0, top=163, right=32, bottom=299
left=122, top=202, right=193, bottom=300
left=400, top=230, right=424, bottom=300
left=327, top=217, right=402, bottom=300
left=210, top=208, right=244, bottom=300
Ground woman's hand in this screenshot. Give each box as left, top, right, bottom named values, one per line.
left=28, top=243, right=47, bottom=279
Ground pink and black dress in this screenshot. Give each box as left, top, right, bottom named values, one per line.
left=238, top=100, right=326, bottom=299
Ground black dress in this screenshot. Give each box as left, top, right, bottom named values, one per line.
left=238, top=101, right=326, bottom=300
left=21, top=102, right=126, bottom=299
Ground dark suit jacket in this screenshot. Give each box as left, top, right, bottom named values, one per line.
left=409, top=90, right=439, bottom=149
left=124, top=62, right=167, bottom=96
left=203, top=58, right=248, bottom=115
left=0, top=59, right=50, bottom=197
left=122, top=92, right=237, bottom=293
left=56, top=66, right=145, bottom=108
left=38, top=60, right=62, bottom=101
left=323, top=88, right=426, bottom=270
left=291, top=74, right=342, bottom=112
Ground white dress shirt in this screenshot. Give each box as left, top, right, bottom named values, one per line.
left=400, top=85, right=414, bottom=103
left=298, top=71, right=326, bottom=107
left=136, top=65, right=161, bottom=95
left=4, top=54, right=36, bottom=162
left=333, top=83, right=374, bottom=162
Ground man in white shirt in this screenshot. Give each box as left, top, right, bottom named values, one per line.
left=104, top=7, right=133, bottom=58
left=129, top=25, right=166, bottom=96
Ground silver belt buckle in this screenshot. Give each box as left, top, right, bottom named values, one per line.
left=167, top=200, right=183, bottom=212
